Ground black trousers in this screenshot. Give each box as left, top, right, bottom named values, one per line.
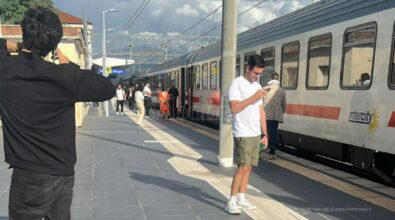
left=267, top=120, right=280, bottom=155
left=128, top=98, right=135, bottom=110
left=169, top=98, right=177, bottom=118
left=116, top=100, right=124, bottom=112
left=144, top=97, right=151, bottom=116
left=9, top=168, right=74, bottom=220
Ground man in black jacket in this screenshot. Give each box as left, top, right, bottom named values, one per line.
left=168, top=83, right=179, bottom=118
left=0, top=7, right=115, bottom=220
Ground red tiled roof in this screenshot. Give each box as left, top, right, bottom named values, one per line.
left=54, top=8, right=92, bottom=25
left=2, top=26, right=81, bottom=37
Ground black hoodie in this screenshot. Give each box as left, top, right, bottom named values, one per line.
left=0, top=38, right=115, bottom=175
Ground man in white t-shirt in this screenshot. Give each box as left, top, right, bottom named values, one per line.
left=143, top=83, right=152, bottom=117
left=115, top=84, right=126, bottom=115
left=225, top=54, right=269, bottom=214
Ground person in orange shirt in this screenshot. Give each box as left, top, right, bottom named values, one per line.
left=159, top=87, right=170, bottom=119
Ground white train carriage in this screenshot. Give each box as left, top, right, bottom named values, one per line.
left=132, top=0, right=395, bottom=183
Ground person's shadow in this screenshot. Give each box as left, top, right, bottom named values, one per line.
left=129, top=172, right=225, bottom=210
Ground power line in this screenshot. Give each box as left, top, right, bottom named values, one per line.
left=164, top=4, right=222, bottom=46
left=173, top=0, right=268, bottom=50
left=107, top=0, right=151, bottom=52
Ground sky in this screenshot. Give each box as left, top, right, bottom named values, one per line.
left=53, top=0, right=315, bottom=56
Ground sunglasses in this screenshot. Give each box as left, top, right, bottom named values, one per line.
left=250, top=69, right=263, bottom=76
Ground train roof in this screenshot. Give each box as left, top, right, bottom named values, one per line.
left=145, top=51, right=199, bottom=77
left=141, top=0, right=395, bottom=77
left=192, top=0, right=395, bottom=63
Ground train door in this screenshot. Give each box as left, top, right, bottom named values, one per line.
left=188, top=66, right=194, bottom=118
left=181, top=67, right=186, bottom=117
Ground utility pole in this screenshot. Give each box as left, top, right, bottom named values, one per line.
left=218, top=0, right=237, bottom=167
left=129, top=44, right=133, bottom=63
left=102, top=9, right=119, bottom=117
left=164, top=45, right=168, bottom=61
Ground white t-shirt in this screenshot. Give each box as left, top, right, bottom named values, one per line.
left=116, top=88, right=125, bottom=101
left=134, top=91, right=144, bottom=102
left=228, top=76, right=263, bottom=137
left=143, top=86, right=151, bottom=97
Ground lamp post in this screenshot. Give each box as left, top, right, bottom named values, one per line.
left=129, top=44, right=134, bottom=70
left=130, top=44, right=135, bottom=72
left=102, top=8, right=119, bottom=117
left=129, top=44, right=135, bottom=72
left=164, top=45, right=168, bottom=61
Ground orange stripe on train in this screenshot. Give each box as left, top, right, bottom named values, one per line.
left=285, top=104, right=341, bottom=120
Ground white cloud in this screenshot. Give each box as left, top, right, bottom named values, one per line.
left=152, top=8, right=162, bottom=18
left=138, top=32, right=160, bottom=36
left=198, top=0, right=222, bottom=14
left=167, top=32, right=181, bottom=36
left=176, top=4, right=199, bottom=17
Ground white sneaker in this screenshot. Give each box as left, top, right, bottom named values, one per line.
left=237, top=199, right=257, bottom=210
left=121, top=112, right=124, bottom=115
left=115, top=112, right=119, bottom=115
left=225, top=200, right=241, bottom=214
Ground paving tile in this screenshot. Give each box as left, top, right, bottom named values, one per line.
left=92, top=206, right=143, bottom=217
left=143, top=205, right=194, bottom=216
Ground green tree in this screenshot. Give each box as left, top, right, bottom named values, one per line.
left=0, top=0, right=53, bottom=24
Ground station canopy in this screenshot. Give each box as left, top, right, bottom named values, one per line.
left=92, top=57, right=134, bottom=67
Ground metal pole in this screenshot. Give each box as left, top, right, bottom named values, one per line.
left=129, top=44, right=134, bottom=72
left=164, top=45, right=168, bottom=61
left=129, top=44, right=133, bottom=67
left=101, top=9, right=119, bottom=117
left=218, top=0, right=237, bottom=167
left=102, top=10, right=108, bottom=117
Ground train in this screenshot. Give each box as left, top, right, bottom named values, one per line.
left=127, top=0, right=395, bottom=184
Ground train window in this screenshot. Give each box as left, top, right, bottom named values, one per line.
left=389, top=22, right=395, bottom=88
left=159, top=75, right=164, bottom=89
left=341, top=22, right=376, bottom=89
left=236, top=55, right=240, bottom=77
left=244, top=51, right=257, bottom=75
left=166, top=73, right=171, bottom=88
left=281, top=41, right=299, bottom=89
left=307, top=34, right=332, bottom=89
left=261, top=47, right=275, bottom=86
left=210, top=61, right=218, bottom=90
left=194, top=65, right=200, bottom=90
left=172, top=71, right=179, bottom=87
left=202, top=63, right=208, bottom=90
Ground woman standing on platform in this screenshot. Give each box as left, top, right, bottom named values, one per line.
left=134, top=86, right=145, bottom=125
left=159, top=87, right=170, bottom=119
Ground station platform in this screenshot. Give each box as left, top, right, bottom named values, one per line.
left=0, top=105, right=395, bottom=220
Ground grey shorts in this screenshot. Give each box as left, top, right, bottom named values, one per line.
left=234, top=135, right=261, bottom=166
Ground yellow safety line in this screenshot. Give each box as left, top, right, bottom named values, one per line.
left=267, top=157, right=395, bottom=212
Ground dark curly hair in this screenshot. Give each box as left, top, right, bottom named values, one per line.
left=21, top=7, right=63, bottom=57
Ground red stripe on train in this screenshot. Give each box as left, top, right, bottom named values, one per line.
left=285, top=104, right=341, bottom=120
left=388, top=112, right=395, bottom=127
left=192, top=96, right=200, bottom=103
